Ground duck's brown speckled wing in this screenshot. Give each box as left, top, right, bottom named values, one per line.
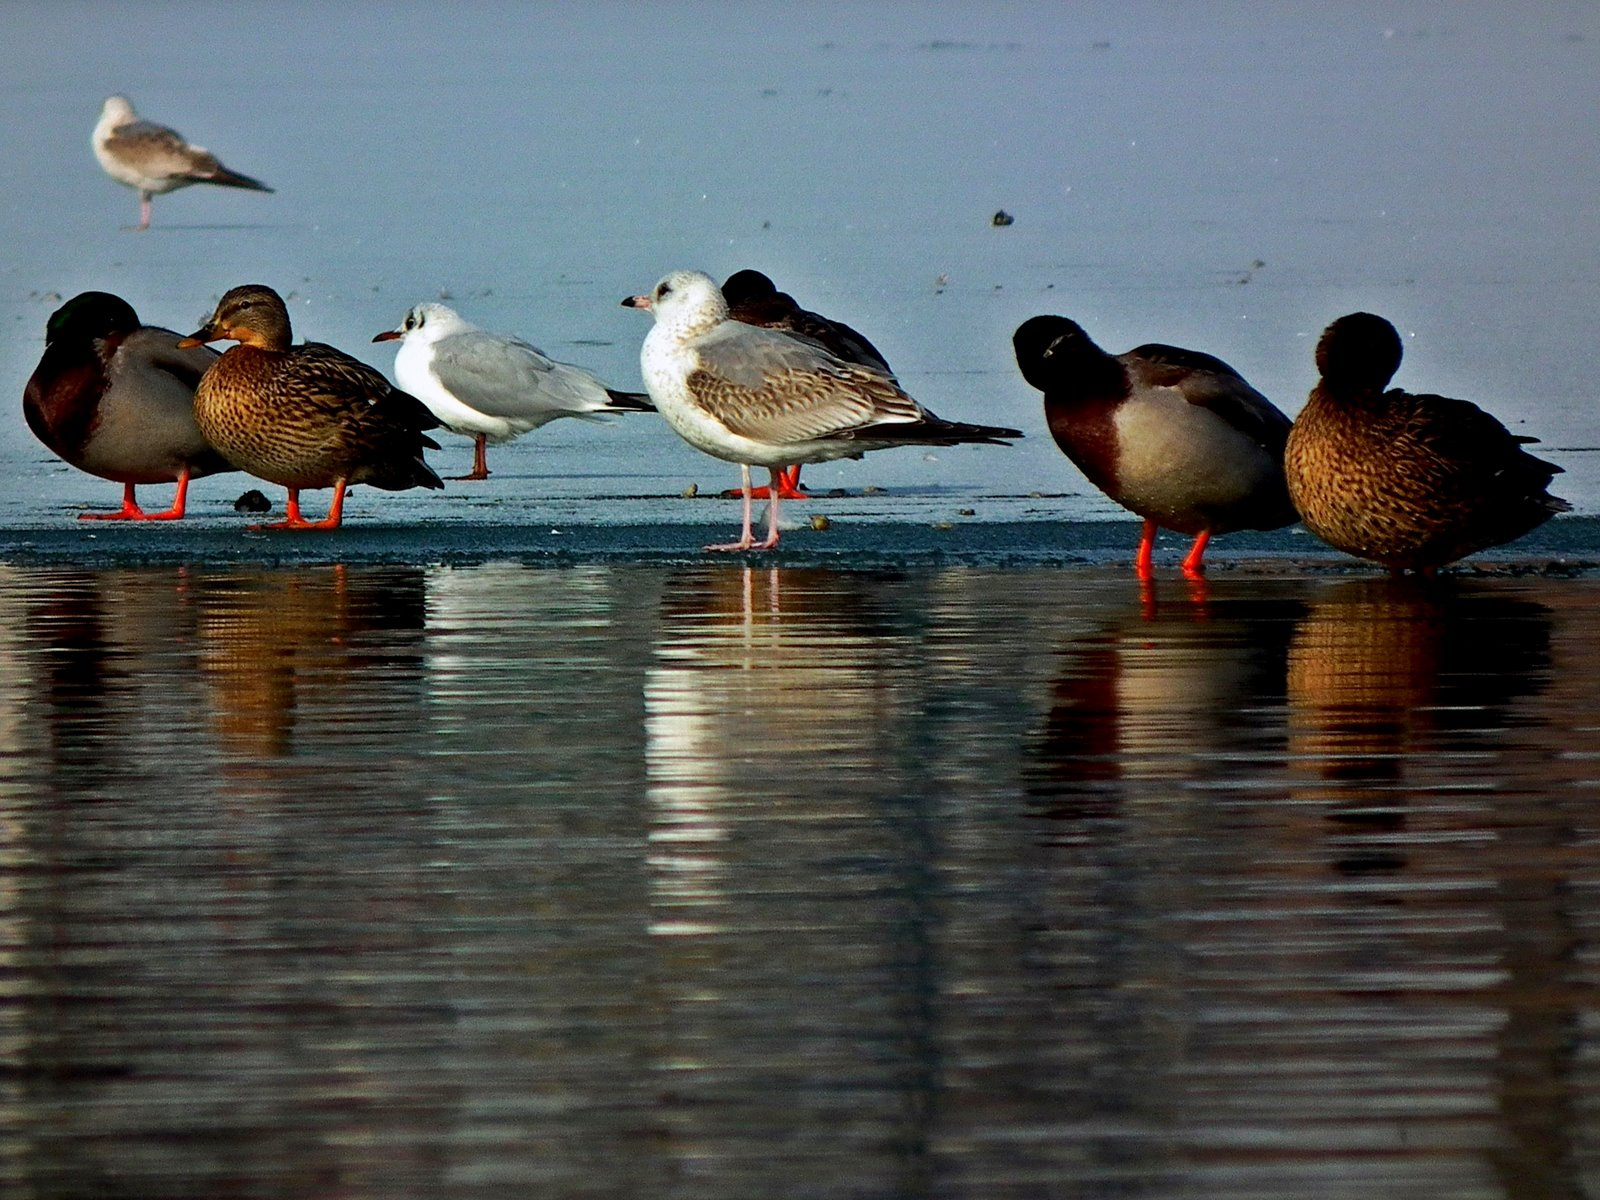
left=1397, top=389, right=1559, bottom=475
left=284, top=343, right=441, bottom=434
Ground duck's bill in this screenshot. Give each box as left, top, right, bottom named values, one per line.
left=176, top=331, right=212, bottom=349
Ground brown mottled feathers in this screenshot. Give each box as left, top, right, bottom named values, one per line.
left=687, top=318, right=1018, bottom=447
left=1285, top=312, right=1567, bottom=570
left=189, top=285, right=441, bottom=493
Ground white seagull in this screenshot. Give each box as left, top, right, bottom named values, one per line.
left=92, top=95, right=273, bottom=231
left=622, top=269, right=1022, bottom=552
left=373, top=302, right=654, bottom=481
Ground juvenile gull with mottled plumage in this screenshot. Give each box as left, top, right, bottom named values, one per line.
left=623, top=269, right=1020, bottom=552
left=719, top=268, right=895, bottom=500
left=92, top=95, right=273, bottom=231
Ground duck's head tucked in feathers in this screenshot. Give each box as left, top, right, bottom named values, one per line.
left=45, top=291, right=142, bottom=351
left=1315, top=312, right=1404, bottom=392
left=1011, top=315, right=1128, bottom=399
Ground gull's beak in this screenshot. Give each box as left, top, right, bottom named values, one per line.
left=621, top=294, right=651, bottom=310
left=372, top=329, right=402, bottom=343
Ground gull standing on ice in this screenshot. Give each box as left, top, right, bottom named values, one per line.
left=623, top=269, right=1021, bottom=552
left=373, top=303, right=654, bottom=481
left=719, top=268, right=896, bottom=501
left=92, top=95, right=273, bottom=231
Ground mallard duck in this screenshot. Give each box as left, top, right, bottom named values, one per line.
left=623, top=270, right=1020, bottom=552
left=372, top=302, right=653, bottom=481
left=92, top=96, right=272, bottom=231
left=24, top=291, right=232, bottom=520
left=181, top=284, right=443, bottom=530
left=1285, top=312, right=1569, bottom=572
left=718, top=269, right=895, bottom=500
left=1012, top=315, right=1296, bottom=579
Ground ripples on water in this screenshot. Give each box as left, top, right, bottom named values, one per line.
left=0, top=563, right=1596, bottom=1198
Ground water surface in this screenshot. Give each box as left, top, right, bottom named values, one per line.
left=1, top=563, right=1598, bottom=1197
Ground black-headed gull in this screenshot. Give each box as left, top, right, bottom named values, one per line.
left=623, top=269, right=1021, bottom=553
left=1013, top=315, right=1296, bottom=581
left=92, top=95, right=273, bottom=231
left=720, top=269, right=895, bottom=501
left=373, top=303, right=654, bottom=481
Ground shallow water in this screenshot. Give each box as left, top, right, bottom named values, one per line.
left=1, top=562, right=1598, bottom=1198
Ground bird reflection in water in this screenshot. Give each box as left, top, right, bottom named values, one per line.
left=1287, top=577, right=1581, bottom=1196
left=1286, top=576, right=1553, bottom=869
left=643, top=565, right=939, bottom=1194
left=644, top=565, right=907, bottom=932
left=1025, top=579, right=1304, bottom=830
left=192, top=565, right=428, bottom=761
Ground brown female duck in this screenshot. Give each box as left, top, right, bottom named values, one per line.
left=24, top=291, right=231, bottom=520
left=1285, top=312, right=1568, bottom=573
left=181, top=284, right=443, bottom=529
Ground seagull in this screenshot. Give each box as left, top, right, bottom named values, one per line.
left=719, top=269, right=895, bottom=501
left=623, top=269, right=1021, bottom=552
left=372, top=302, right=654, bottom=481
left=92, top=95, right=273, bottom=231
left=1013, top=315, right=1296, bottom=580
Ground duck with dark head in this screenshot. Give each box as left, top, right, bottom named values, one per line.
left=1013, top=314, right=1296, bottom=580
left=24, top=290, right=233, bottom=520
left=1285, top=312, right=1568, bottom=574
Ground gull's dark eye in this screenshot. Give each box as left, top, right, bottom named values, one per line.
left=656, top=282, right=673, bottom=300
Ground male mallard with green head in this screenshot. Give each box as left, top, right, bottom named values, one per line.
left=25, top=290, right=232, bottom=520
left=1285, top=312, right=1568, bottom=573
left=182, top=284, right=443, bottom=529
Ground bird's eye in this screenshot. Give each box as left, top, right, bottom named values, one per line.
left=656, top=282, right=673, bottom=300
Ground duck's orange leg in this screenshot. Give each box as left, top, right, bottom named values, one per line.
left=250, top=482, right=348, bottom=531
left=1135, top=519, right=1158, bottom=581
left=1181, top=529, right=1212, bottom=579
left=80, top=469, right=193, bottom=521
left=722, top=463, right=809, bottom=501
